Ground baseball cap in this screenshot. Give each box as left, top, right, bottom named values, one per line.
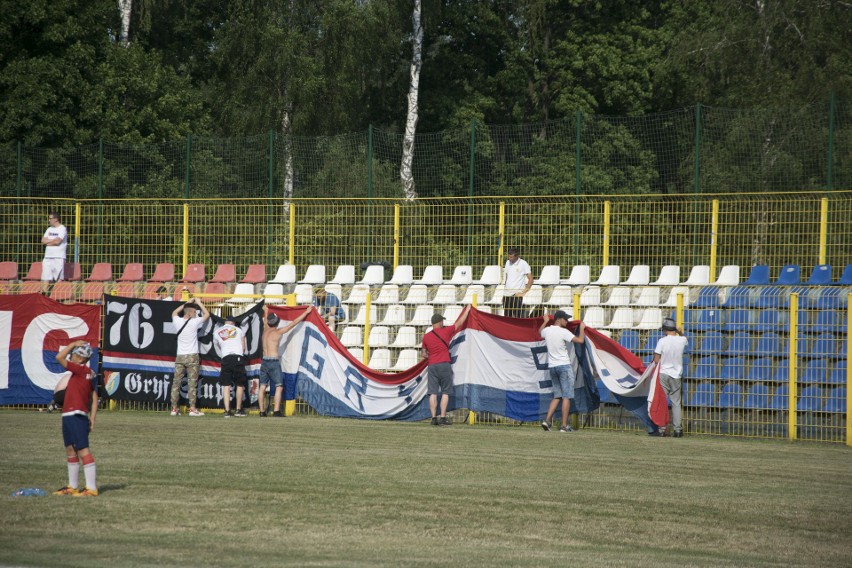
left=553, top=310, right=570, bottom=321
left=431, top=314, right=445, bottom=325
left=71, top=343, right=93, bottom=360
left=662, top=317, right=677, bottom=331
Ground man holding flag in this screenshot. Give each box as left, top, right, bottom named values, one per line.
left=653, top=318, right=688, bottom=437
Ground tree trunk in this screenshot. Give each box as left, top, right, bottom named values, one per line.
left=282, top=104, right=294, bottom=213
left=118, top=0, right=132, bottom=46
left=400, top=0, right=423, bottom=201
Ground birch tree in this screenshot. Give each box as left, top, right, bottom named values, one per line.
left=118, top=0, right=132, bottom=46
left=400, top=0, right=423, bottom=200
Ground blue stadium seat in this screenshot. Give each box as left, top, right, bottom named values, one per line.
left=806, top=264, right=832, bottom=286
left=696, top=331, right=724, bottom=354
left=744, top=265, right=770, bottom=286
left=725, top=332, right=751, bottom=356
left=617, top=330, right=640, bottom=353
left=718, top=383, right=744, bottom=409
left=755, top=332, right=783, bottom=357
left=755, top=287, right=784, bottom=308
left=742, top=383, right=771, bottom=410
left=800, top=358, right=829, bottom=384
left=813, top=310, right=844, bottom=334
left=722, top=286, right=752, bottom=308
left=755, top=310, right=783, bottom=332
left=689, top=356, right=718, bottom=380
left=835, top=264, right=852, bottom=285
left=723, top=309, right=751, bottom=332
left=689, top=382, right=716, bottom=407
left=810, top=334, right=838, bottom=359
left=596, top=379, right=614, bottom=404
left=687, top=308, right=723, bottom=332
left=638, top=330, right=664, bottom=354
left=720, top=357, right=745, bottom=380
left=774, top=264, right=801, bottom=285
left=693, top=286, right=721, bottom=308
left=769, top=384, right=790, bottom=410
left=796, top=385, right=822, bottom=412
left=811, top=287, right=843, bottom=310
left=771, top=358, right=790, bottom=382
left=746, top=357, right=774, bottom=382
left=828, top=361, right=846, bottom=385
left=823, top=388, right=847, bottom=413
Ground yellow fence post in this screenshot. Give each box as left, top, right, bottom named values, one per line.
left=497, top=201, right=505, bottom=270
left=847, top=295, right=851, bottom=447
left=182, top=203, right=189, bottom=278
left=572, top=292, right=581, bottom=321
left=363, top=292, right=371, bottom=365
left=286, top=293, right=296, bottom=307
left=675, top=293, right=684, bottom=330
left=819, top=197, right=828, bottom=265
left=73, top=201, right=82, bottom=265
left=393, top=203, right=400, bottom=271
left=709, top=199, right=719, bottom=282
left=288, top=203, right=296, bottom=266
left=602, top=200, right=611, bottom=266
left=788, top=293, right=799, bottom=441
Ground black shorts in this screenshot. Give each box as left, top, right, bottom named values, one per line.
left=219, top=354, right=247, bottom=388
left=427, top=362, right=454, bottom=395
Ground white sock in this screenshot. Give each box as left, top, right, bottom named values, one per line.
left=67, top=459, right=80, bottom=489
left=83, top=462, right=97, bottom=490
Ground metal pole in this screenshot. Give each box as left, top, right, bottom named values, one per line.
left=393, top=204, right=400, bottom=270
left=182, top=203, right=189, bottom=278
left=97, top=138, right=103, bottom=258
left=288, top=203, right=296, bottom=266
left=692, top=104, right=701, bottom=265
left=268, top=130, right=274, bottom=264
left=827, top=93, right=835, bottom=192
left=788, top=293, right=799, bottom=441
left=709, top=199, right=719, bottom=282
left=468, top=119, right=475, bottom=261
left=497, top=202, right=505, bottom=270
left=367, top=125, right=373, bottom=260
left=819, top=197, right=828, bottom=265
left=574, top=112, right=581, bottom=254
left=184, top=135, right=191, bottom=199
left=602, top=201, right=611, bottom=267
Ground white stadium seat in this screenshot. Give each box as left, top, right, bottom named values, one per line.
left=392, top=349, right=420, bottom=371
left=603, top=286, right=631, bottom=306
left=582, top=306, right=606, bottom=328
left=592, top=265, right=620, bottom=286
left=545, top=285, right=574, bottom=306
left=414, top=265, right=444, bottom=285
left=624, top=265, right=650, bottom=286
left=379, top=304, right=406, bottom=326
left=359, top=265, right=386, bottom=285
left=329, top=265, right=355, bottom=285
left=347, top=347, right=363, bottom=362
left=430, top=284, right=458, bottom=304
left=408, top=304, right=435, bottom=326
left=605, top=307, right=635, bottom=329
left=367, top=348, right=391, bottom=371
left=460, top=284, right=485, bottom=305
left=293, top=284, right=314, bottom=304
left=349, top=305, right=377, bottom=326
left=635, top=308, right=663, bottom=330
left=651, top=265, right=680, bottom=286
left=367, top=326, right=390, bottom=347
left=388, top=265, right=414, bottom=285
left=633, top=287, right=661, bottom=307
left=261, top=283, right=286, bottom=305
left=445, top=265, right=473, bottom=285
left=340, top=326, right=363, bottom=347
left=533, top=265, right=560, bottom=286
left=229, top=282, right=256, bottom=304
left=269, top=264, right=296, bottom=284
left=579, top=286, right=601, bottom=306
left=485, top=285, right=506, bottom=305
left=663, top=286, right=691, bottom=307
left=344, top=284, right=370, bottom=304
left=473, top=265, right=501, bottom=286
left=402, top=285, right=429, bottom=304
left=683, top=265, right=711, bottom=286
left=562, top=265, right=591, bottom=286
left=374, top=285, right=400, bottom=305
left=522, top=285, right=544, bottom=306
left=441, top=305, right=463, bottom=325
left=714, top=265, right=740, bottom=286
left=391, top=326, right=418, bottom=348
left=299, top=264, right=326, bottom=284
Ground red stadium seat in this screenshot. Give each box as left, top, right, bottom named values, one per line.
left=80, top=282, right=105, bottom=302
left=180, top=264, right=206, bottom=283
left=210, top=264, right=236, bottom=284
left=64, top=263, right=82, bottom=281
left=86, top=263, right=112, bottom=282
left=19, top=282, right=43, bottom=294
left=50, top=281, right=76, bottom=302
left=117, top=263, right=144, bottom=282
left=204, top=282, right=228, bottom=303
left=241, top=264, right=267, bottom=284
left=23, top=262, right=42, bottom=281
left=149, top=263, right=175, bottom=283
left=112, top=283, right=138, bottom=298
left=0, top=261, right=18, bottom=282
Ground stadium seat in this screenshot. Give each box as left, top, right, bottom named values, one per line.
left=813, top=310, right=844, bottom=334
left=430, top=284, right=458, bottom=305
left=662, top=286, right=691, bottom=307
left=344, top=284, right=370, bottom=304
left=414, top=265, right=444, bottom=286
left=828, top=361, right=847, bottom=385
left=754, top=310, right=782, bottom=332
left=112, top=282, right=137, bottom=298
left=477, top=305, right=493, bottom=314
left=582, top=307, right=606, bottom=328
left=810, top=334, right=838, bottom=359
left=744, top=264, right=770, bottom=285
left=446, top=265, right=473, bottom=285
left=367, top=349, right=392, bottom=371
left=23, top=262, right=42, bottom=281
left=241, top=264, right=267, bottom=284
left=617, top=330, right=640, bottom=352
left=637, top=331, right=664, bottom=354
left=718, top=383, right=744, bottom=409
left=768, top=384, right=790, bottom=411
left=149, top=263, right=175, bottom=283
left=293, top=284, right=314, bottom=305
left=721, top=286, right=751, bottom=308
left=693, top=286, right=721, bottom=308
left=521, top=285, right=543, bottom=306
left=603, top=286, right=631, bottom=306
left=605, top=307, right=634, bottom=329
left=210, top=264, right=236, bottom=284
left=390, top=326, right=418, bottom=348
left=725, top=332, right=751, bottom=356
left=374, top=284, right=400, bottom=305
left=696, top=331, right=724, bottom=354
left=623, top=265, right=650, bottom=286
left=229, top=282, right=256, bottom=304
left=689, top=382, right=716, bottom=407
left=180, top=264, right=206, bottom=283
left=64, top=263, right=82, bottom=281
left=592, top=265, right=620, bottom=286
left=117, top=263, right=144, bottom=282
left=300, top=265, right=326, bottom=285
left=634, top=308, right=663, bottom=330
left=651, top=265, right=680, bottom=286
left=823, top=388, right=847, bottom=413
left=473, top=265, right=501, bottom=286
left=689, top=356, right=719, bottom=380
left=19, top=282, right=43, bottom=294
left=397, top=285, right=424, bottom=306
left=746, top=357, right=774, bottom=382
left=408, top=305, right=435, bottom=326
left=340, top=326, right=363, bottom=347
left=834, top=264, right=852, bottom=285
left=80, top=282, right=105, bottom=302
left=329, top=265, right=356, bottom=285
left=808, top=287, right=843, bottom=310
left=442, top=305, right=464, bottom=325
left=801, top=358, right=829, bottom=384
left=720, top=357, right=745, bottom=381
left=755, top=286, right=784, bottom=308
left=578, top=285, right=601, bottom=306
left=723, top=309, right=751, bottom=332
left=84, top=263, right=112, bottom=282
left=0, top=261, right=18, bottom=282
left=269, top=265, right=295, bottom=284
left=50, top=281, right=75, bottom=302
left=687, top=308, right=723, bottom=332
left=533, top=265, right=560, bottom=286
left=324, top=283, right=343, bottom=302
left=367, top=326, right=390, bottom=348
left=349, top=305, right=377, bottom=326
left=633, top=287, right=660, bottom=307
left=796, top=385, right=822, bottom=412
left=742, top=384, right=771, bottom=410
left=388, top=265, right=414, bottom=285
left=393, top=349, right=420, bottom=371
left=774, top=264, right=800, bottom=285
left=379, top=304, right=406, bottom=326
left=460, top=284, right=485, bottom=305
left=204, top=282, right=228, bottom=303
left=359, top=265, right=387, bottom=286
left=713, top=265, right=740, bottom=286
left=682, top=265, right=710, bottom=286
left=806, top=264, right=832, bottom=286
left=141, top=283, right=165, bottom=300
left=562, top=265, right=591, bottom=286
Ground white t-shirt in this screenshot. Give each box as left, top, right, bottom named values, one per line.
left=214, top=323, right=244, bottom=357
left=43, top=224, right=68, bottom=259
left=504, top=258, right=531, bottom=293
left=542, top=325, right=577, bottom=366
left=173, top=315, right=204, bottom=356
left=654, top=334, right=689, bottom=379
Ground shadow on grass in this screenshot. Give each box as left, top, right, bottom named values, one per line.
left=98, top=484, right=127, bottom=494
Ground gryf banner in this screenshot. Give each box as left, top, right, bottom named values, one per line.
left=0, top=294, right=101, bottom=405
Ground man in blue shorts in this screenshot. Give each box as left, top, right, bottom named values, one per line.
left=313, top=289, right=345, bottom=332
left=259, top=305, right=312, bottom=416
left=539, top=311, right=586, bottom=433
left=53, top=340, right=99, bottom=497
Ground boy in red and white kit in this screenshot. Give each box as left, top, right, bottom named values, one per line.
left=53, top=340, right=99, bottom=497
